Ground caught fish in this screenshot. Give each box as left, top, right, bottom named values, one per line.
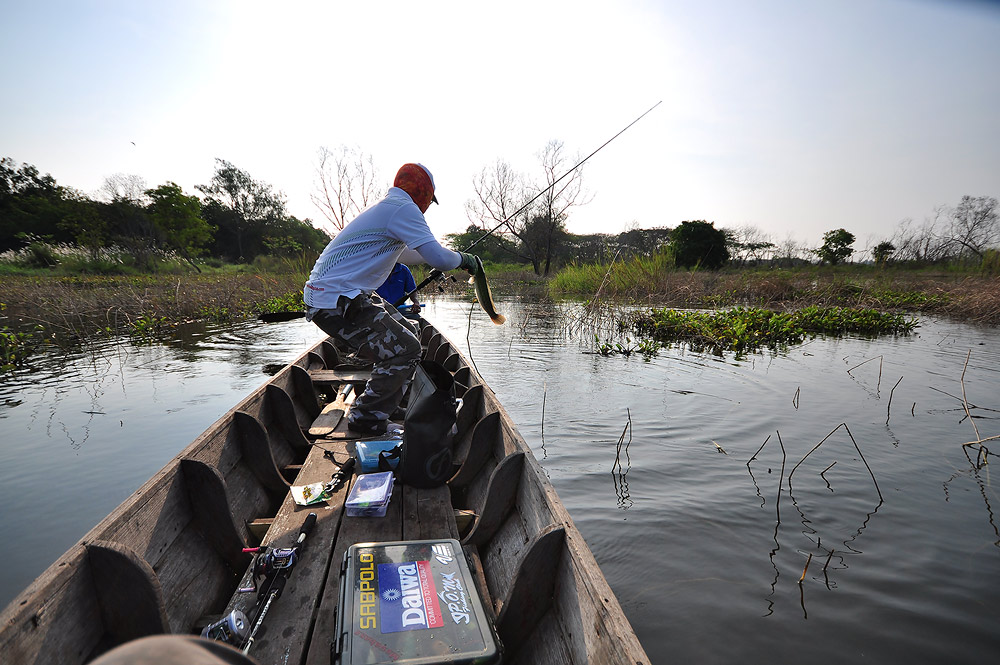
left=469, top=256, right=505, bottom=325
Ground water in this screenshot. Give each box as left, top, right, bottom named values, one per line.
left=3, top=298, right=999, bottom=662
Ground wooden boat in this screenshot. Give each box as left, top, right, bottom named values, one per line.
left=0, top=320, right=650, bottom=664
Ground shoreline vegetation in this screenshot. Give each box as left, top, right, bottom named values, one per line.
left=1, top=257, right=998, bottom=372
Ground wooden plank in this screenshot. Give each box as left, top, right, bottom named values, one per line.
left=220, top=440, right=353, bottom=665
left=308, top=369, right=372, bottom=385
left=305, top=483, right=404, bottom=665
left=402, top=484, right=459, bottom=541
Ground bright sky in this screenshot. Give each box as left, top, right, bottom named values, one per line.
left=2, top=0, right=998, bottom=250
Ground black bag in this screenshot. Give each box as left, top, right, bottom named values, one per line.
left=395, top=360, right=457, bottom=488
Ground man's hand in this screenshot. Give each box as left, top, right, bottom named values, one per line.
left=458, top=252, right=481, bottom=276
left=408, top=303, right=422, bottom=315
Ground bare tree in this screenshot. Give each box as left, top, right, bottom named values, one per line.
left=466, top=141, right=590, bottom=275
left=311, top=146, right=382, bottom=234
left=938, top=195, right=999, bottom=260
left=465, top=158, right=537, bottom=267
left=724, top=223, right=775, bottom=265
left=99, top=173, right=148, bottom=204
left=534, top=141, right=590, bottom=274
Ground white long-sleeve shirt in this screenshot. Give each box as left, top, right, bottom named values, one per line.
left=304, top=187, right=461, bottom=309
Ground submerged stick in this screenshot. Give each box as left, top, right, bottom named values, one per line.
left=960, top=349, right=982, bottom=442
left=886, top=376, right=903, bottom=425
left=789, top=423, right=883, bottom=502
left=798, top=553, right=813, bottom=584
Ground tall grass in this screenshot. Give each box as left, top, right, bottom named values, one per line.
left=550, top=253, right=675, bottom=299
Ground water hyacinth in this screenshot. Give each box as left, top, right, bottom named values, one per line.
left=631, top=306, right=917, bottom=356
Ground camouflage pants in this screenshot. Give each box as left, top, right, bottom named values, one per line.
left=309, top=293, right=421, bottom=427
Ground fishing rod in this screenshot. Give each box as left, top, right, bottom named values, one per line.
left=240, top=511, right=317, bottom=655
left=393, top=100, right=662, bottom=308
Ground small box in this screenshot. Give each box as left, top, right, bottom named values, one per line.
left=345, top=472, right=395, bottom=517
left=354, top=440, right=401, bottom=473
left=334, top=539, right=500, bottom=665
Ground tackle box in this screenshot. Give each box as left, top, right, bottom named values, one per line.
left=333, top=539, right=500, bottom=665
left=354, top=439, right=401, bottom=473
left=345, top=471, right=395, bottom=517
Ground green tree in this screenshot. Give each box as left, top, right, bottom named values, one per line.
left=0, top=158, right=71, bottom=250
left=670, top=220, right=729, bottom=269
left=263, top=215, right=329, bottom=257
left=197, top=159, right=286, bottom=261
left=816, top=228, right=855, bottom=265
left=444, top=224, right=516, bottom=264
left=58, top=189, right=108, bottom=259
left=146, top=182, right=213, bottom=261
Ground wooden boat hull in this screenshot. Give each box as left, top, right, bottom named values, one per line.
left=1, top=322, right=649, bottom=664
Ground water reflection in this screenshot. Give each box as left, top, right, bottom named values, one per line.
left=3, top=298, right=1000, bottom=662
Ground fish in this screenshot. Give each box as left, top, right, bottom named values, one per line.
left=469, top=256, right=505, bottom=325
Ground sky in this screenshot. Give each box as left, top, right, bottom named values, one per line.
left=2, top=0, right=999, bottom=251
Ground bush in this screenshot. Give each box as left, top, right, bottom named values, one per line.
left=983, top=249, right=1000, bottom=276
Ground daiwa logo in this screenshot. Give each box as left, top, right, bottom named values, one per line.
left=377, top=561, right=444, bottom=633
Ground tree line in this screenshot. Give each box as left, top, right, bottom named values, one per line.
left=4, top=148, right=997, bottom=275
left=0, top=157, right=328, bottom=268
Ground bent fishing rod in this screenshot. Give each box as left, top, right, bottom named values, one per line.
left=393, top=100, right=662, bottom=308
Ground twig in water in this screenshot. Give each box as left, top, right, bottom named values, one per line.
left=792, top=387, right=800, bottom=410
left=712, top=440, right=728, bottom=455
left=960, top=349, right=981, bottom=442
left=748, top=434, right=770, bottom=464
left=798, top=552, right=813, bottom=584
left=960, top=433, right=1000, bottom=447
left=612, top=408, right=633, bottom=474
left=541, top=382, right=547, bottom=442
left=790, top=423, right=883, bottom=502
left=821, top=461, right=837, bottom=491
left=847, top=355, right=884, bottom=394
left=886, top=376, right=903, bottom=426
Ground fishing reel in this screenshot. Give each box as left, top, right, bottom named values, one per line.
left=200, top=609, right=250, bottom=645
left=252, top=546, right=299, bottom=582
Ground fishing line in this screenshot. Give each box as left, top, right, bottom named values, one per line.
left=398, top=100, right=663, bottom=305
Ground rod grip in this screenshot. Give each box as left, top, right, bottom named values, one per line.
left=297, top=512, right=317, bottom=544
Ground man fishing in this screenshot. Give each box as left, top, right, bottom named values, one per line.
left=304, top=163, right=480, bottom=436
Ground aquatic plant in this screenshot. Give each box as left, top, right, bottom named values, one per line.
left=0, top=325, right=44, bottom=372
left=631, top=306, right=917, bottom=356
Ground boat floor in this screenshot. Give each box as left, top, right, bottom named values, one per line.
left=218, top=407, right=462, bottom=665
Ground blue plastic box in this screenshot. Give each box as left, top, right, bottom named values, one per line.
left=354, top=440, right=401, bottom=473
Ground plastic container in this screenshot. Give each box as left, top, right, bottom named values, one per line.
left=345, top=471, right=395, bottom=517
left=354, top=440, right=401, bottom=473
left=334, top=539, right=500, bottom=664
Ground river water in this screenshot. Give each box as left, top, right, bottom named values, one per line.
left=2, top=296, right=999, bottom=662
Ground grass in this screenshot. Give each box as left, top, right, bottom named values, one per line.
left=551, top=259, right=1000, bottom=324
